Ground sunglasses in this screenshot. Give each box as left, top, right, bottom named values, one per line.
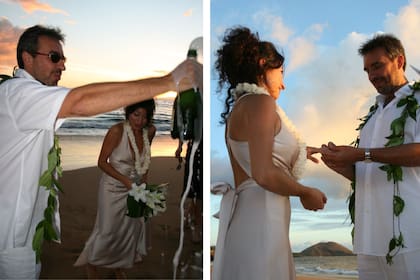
left=34, top=51, right=66, bottom=63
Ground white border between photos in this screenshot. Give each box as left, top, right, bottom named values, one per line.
left=202, top=0, right=211, bottom=279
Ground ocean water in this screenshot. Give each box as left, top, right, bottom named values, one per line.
left=294, top=255, right=358, bottom=278
left=57, top=98, right=174, bottom=136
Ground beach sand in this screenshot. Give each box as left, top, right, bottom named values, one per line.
left=39, top=156, right=202, bottom=279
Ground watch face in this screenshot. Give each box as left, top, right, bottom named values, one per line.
left=364, top=150, right=372, bottom=162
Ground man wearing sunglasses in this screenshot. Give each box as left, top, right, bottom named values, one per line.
left=0, top=24, right=202, bottom=279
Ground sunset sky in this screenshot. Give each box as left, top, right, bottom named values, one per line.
left=0, top=0, right=203, bottom=98
left=210, top=0, right=420, bottom=251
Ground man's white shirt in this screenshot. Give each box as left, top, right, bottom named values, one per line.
left=355, top=82, right=420, bottom=256
left=0, top=69, right=69, bottom=278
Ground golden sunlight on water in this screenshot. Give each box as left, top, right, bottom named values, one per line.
left=59, top=135, right=180, bottom=171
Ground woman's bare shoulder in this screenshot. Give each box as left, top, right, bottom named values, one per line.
left=107, top=122, right=124, bottom=137
left=236, top=94, right=276, bottom=116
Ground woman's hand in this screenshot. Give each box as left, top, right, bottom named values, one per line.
left=307, top=146, right=322, bottom=163
left=141, top=174, right=148, bottom=185
left=299, top=187, right=327, bottom=211
left=123, top=176, right=133, bottom=190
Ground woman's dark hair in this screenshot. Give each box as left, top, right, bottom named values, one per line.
left=124, top=99, right=156, bottom=126
left=358, top=33, right=406, bottom=70
left=17, top=25, right=65, bottom=69
left=214, top=26, right=285, bottom=124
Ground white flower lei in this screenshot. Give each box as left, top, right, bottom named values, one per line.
left=232, top=82, right=307, bottom=179
left=124, top=121, right=151, bottom=176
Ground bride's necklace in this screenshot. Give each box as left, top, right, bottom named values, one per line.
left=124, top=121, right=151, bottom=176
left=232, top=82, right=307, bottom=179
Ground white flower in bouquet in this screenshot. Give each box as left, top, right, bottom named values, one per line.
left=126, top=182, right=168, bottom=220
left=129, top=183, right=149, bottom=203
left=145, top=189, right=167, bottom=213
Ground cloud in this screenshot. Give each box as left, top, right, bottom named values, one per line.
left=253, top=11, right=326, bottom=73
left=285, top=23, right=327, bottom=72
left=253, top=10, right=294, bottom=45
left=183, top=8, right=193, bottom=17
left=0, top=17, right=24, bottom=72
left=286, top=36, right=318, bottom=72
left=270, top=16, right=294, bottom=45
left=286, top=1, right=420, bottom=148
left=300, top=163, right=352, bottom=200
left=10, top=0, right=68, bottom=15
left=251, top=7, right=419, bottom=161
left=64, top=19, right=77, bottom=26
left=384, top=0, right=420, bottom=67
left=274, top=0, right=420, bottom=203
left=210, top=151, right=233, bottom=186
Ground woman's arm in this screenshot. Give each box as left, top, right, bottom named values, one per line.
left=97, top=123, right=132, bottom=189
left=245, top=96, right=327, bottom=210
left=246, top=96, right=304, bottom=195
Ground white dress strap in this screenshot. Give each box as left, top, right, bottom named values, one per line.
left=211, top=180, right=257, bottom=280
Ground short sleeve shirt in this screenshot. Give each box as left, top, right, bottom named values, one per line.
left=354, top=82, right=420, bottom=256
left=0, top=69, right=69, bottom=274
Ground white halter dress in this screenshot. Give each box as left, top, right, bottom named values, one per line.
left=212, top=92, right=303, bottom=280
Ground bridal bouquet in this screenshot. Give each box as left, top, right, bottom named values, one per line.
left=127, top=182, right=168, bottom=220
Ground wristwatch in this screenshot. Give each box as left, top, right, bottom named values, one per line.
left=364, top=148, right=372, bottom=162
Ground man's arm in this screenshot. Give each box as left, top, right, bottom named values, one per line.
left=58, top=59, right=201, bottom=118
left=360, top=143, right=420, bottom=166
left=320, top=142, right=420, bottom=173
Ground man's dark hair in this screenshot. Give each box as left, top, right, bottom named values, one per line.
left=358, top=33, right=406, bottom=70
left=17, top=25, right=65, bottom=69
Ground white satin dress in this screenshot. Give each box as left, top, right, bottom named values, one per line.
left=74, top=124, right=146, bottom=268
left=212, top=93, right=300, bottom=280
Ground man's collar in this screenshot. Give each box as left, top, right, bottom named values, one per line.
left=14, top=68, right=34, bottom=79
left=376, top=82, right=413, bottom=106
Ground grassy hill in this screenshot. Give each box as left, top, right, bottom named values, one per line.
left=294, top=241, right=354, bottom=257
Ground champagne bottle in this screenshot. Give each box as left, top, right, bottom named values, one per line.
left=171, top=49, right=201, bottom=140
left=170, top=94, right=180, bottom=139
left=181, top=49, right=200, bottom=140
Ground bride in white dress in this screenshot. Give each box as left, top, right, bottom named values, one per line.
left=212, top=26, right=327, bottom=280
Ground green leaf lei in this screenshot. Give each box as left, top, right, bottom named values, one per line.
left=33, top=135, right=63, bottom=263
left=350, top=82, right=420, bottom=265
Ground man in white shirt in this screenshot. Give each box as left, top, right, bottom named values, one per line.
left=319, top=34, right=420, bottom=280
left=0, top=25, right=201, bottom=279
